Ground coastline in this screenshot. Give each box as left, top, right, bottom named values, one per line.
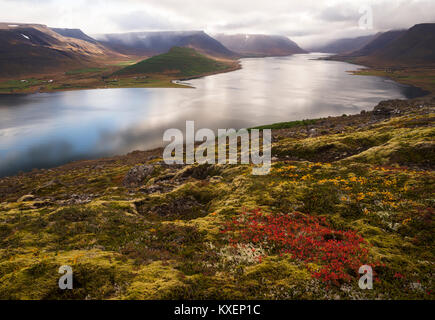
left=323, top=55, right=435, bottom=97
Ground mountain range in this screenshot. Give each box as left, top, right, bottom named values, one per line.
left=0, top=22, right=434, bottom=79
left=214, top=33, right=306, bottom=56
left=308, top=34, right=376, bottom=54
left=94, top=31, right=237, bottom=58
left=327, top=23, right=435, bottom=66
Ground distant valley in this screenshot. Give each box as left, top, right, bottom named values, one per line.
left=213, top=33, right=306, bottom=57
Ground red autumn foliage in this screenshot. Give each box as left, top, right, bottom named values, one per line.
left=221, top=209, right=377, bottom=285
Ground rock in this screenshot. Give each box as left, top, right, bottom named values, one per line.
left=373, top=100, right=404, bottom=116
left=17, top=194, right=35, bottom=202
left=410, top=282, right=423, bottom=291
left=123, top=164, right=154, bottom=187
left=140, top=184, right=167, bottom=194
left=177, top=164, right=221, bottom=180
left=308, top=128, right=317, bottom=137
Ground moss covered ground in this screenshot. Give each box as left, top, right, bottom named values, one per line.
left=0, top=96, right=433, bottom=300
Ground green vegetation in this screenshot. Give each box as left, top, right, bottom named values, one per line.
left=115, top=47, right=232, bottom=78
left=110, top=60, right=139, bottom=67
left=0, top=98, right=433, bottom=299
left=65, top=68, right=108, bottom=75
left=0, top=47, right=237, bottom=94
left=254, top=119, right=319, bottom=130
left=0, top=78, right=43, bottom=93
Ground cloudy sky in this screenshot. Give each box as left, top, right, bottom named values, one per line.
left=1, top=0, right=434, bottom=47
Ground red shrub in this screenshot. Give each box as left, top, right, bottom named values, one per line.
left=221, top=209, right=377, bottom=285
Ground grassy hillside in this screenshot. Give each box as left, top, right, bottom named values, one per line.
left=115, top=47, right=234, bottom=78
left=0, top=97, right=433, bottom=300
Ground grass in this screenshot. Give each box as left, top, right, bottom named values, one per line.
left=110, top=60, right=139, bottom=67
left=253, top=119, right=319, bottom=130
left=0, top=78, right=43, bottom=93
left=65, top=68, right=108, bottom=75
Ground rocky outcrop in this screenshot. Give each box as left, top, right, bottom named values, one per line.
left=123, top=164, right=154, bottom=187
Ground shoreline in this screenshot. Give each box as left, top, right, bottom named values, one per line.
left=324, top=56, right=435, bottom=97
left=0, top=61, right=242, bottom=96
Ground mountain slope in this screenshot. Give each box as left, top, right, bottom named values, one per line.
left=114, top=46, right=234, bottom=78
left=95, top=31, right=236, bottom=58
left=369, top=23, right=435, bottom=65
left=347, top=30, right=406, bottom=57
left=51, top=28, right=99, bottom=44
left=0, top=23, right=124, bottom=78
left=334, top=24, right=435, bottom=66
left=213, top=34, right=306, bottom=57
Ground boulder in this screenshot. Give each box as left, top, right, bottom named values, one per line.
left=123, top=164, right=154, bottom=187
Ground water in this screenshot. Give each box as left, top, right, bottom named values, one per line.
left=0, top=53, right=426, bottom=177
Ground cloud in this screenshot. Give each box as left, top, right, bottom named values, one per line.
left=0, top=0, right=434, bottom=47
left=318, top=4, right=361, bottom=22
left=110, top=10, right=188, bottom=32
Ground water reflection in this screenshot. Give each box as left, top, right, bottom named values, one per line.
left=0, top=53, right=426, bottom=176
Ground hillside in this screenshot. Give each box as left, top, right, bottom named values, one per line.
left=213, top=34, right=306, bottom=57
left=115, top=47, right=236, bottom=78
left=346, top=30, right=406, bottom=57
left=306, top=34, right=376, bottom=54
left=0, top=97, right=433, bottom=299
left=95, top=31, right=236, bottom=58
left=51, top=28, right=99, bottom=44
left=0, top=23, right=124, bottom=78
left=368, top=23, right=435, bottom=65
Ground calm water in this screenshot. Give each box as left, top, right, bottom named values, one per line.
left=0, top=53, right=425, bottom=176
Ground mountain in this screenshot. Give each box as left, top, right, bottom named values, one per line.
left=0, top=23, right=123, bottom=78
left=95, top=31, right=236, bottom=58
left=309, top=34, right=376, bottom=54
left=366, top=23, right=435, bottom=65
left=51, top=28, right=99, bottom=44
left=114, top=46, right=234, bottom=78
left=213, top=34, right=306, bottom=57
left=335, top=24, right=435, bottom=66
left=345, top=30, right=406, bottom=57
